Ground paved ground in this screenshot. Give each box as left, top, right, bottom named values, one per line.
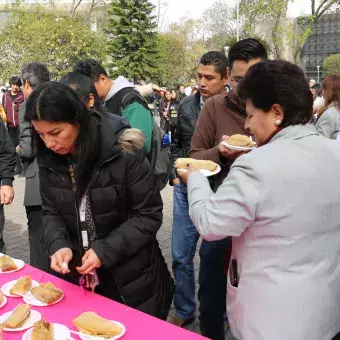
left=3, top=177, right=234, bottom=339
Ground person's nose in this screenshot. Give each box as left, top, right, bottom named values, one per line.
left=200, top=78, right=207, bottom=88
left=44, top=135, right=56, bottom=149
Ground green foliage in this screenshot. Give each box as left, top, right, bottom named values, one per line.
left=323, top=54, right=340, bottom=76
left=0, top=8, right=106, bottom=83
left=155, top=33, right=186, bottom=86
left=106, top=0, right=158, bottom=81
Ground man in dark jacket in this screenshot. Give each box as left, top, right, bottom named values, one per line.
left=169, top=51, right=229, bottom=331
left=3, top=76, right=25, bottom=175
left=188, top=38, right=268, bottom=340
left=73, top=59, right=157, bottom=154
left=18, top=62, right=50, bottom=271
left=0, top=119, right=16, bottom=253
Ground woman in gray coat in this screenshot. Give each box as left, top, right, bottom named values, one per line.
left=315, top=75, right=340, bottom=139
left=182, top=61, right=340, bottom=340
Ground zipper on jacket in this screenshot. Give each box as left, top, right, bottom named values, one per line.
left=39, top=164, right=83, bottom=256
left=85, top=153, right=127, bottom=305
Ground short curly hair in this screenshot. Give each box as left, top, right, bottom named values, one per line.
left=238, top=60, right=313, bottom=127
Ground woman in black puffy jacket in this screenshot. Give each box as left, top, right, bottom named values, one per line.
left=24, top=81, right=174, bottom=320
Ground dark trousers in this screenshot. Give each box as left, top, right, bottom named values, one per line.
left=333, top=332, right=340, bottom=339
left=7, top=126, right=22, bottom=173
left=199, top=237, right=232, bottom=340
left=25, top=206, right=49, bottom=272
left=0, top=205, right=5, bottom=253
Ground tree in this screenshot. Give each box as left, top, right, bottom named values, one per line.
left=240, top=0, right=289, bottom=59
left=106, top=0, right=158, bottom=81
left=155, top=33, right=186, bottom=86
left=240, top=0, right=340, bottom=63
left=323, top=54, right=340, bottom=75
left=0, top=8, right=106, bottom=83
left=202, top=0, right=238, bottom=50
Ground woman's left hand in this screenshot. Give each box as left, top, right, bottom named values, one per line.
left=177, top=164, right=199, bottom=185
left=76, top=249, right=102, bottom=274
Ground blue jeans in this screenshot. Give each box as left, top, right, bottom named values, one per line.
left=172, top=184, right=199, bottom=319
left=199, top=237, right=231, bottom=340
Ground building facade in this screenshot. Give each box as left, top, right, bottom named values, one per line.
left=301, top=13, right=340, bottom=81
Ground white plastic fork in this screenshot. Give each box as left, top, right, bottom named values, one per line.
left=69, top=329, right=104, bottom=340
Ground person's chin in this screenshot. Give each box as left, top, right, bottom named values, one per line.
left=52, top=148, right=67, bottom=155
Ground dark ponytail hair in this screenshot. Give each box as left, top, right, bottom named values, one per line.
left=25, top=81, right=98, bottom=197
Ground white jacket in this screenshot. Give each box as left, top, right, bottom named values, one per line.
left=188, top=124, right=340, bottom=340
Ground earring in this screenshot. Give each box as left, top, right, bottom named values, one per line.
left=275, top=120, right=281, bottom=126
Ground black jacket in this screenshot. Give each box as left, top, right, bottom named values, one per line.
left=0, top=120, right=16, bottom=186
left=18, top=102, right=42, bottom=206
left=169, top=92, right=201, bottom=182
left=38, top=113, right=174, bottom=319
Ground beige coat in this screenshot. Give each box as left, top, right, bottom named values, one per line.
left=187, top=124, right=340, bottom=340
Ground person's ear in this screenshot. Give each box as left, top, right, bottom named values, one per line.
left=223, top=67, right=230, bottom=86
left=88, top=93, right=95, bottom=109
left=271, top=104, right=284, bottom=126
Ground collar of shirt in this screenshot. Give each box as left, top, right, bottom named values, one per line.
left=200, top=95, right=204, bottom=109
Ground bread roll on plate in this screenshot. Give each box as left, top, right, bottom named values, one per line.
left=228, top=134, right=254, bottom=147
left=175, top=158, right=218, bottom=172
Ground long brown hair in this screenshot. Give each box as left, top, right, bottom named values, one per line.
left=318, top=75, right=340, bottom=116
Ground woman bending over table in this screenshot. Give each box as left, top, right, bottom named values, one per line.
left=24, top=81, right=174, bottom=320
left=181, top=60, right=340, bottom=340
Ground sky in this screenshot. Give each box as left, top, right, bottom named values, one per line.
left=150, top=0, right=313, bottom=27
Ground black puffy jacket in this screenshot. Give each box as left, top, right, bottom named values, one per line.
left=0, top=119, right=16, bottom=186
left=38, top=113, right=174, bottom=320
left=169, top=92, right=201, bottom=183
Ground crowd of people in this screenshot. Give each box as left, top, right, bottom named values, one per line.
left=0, top=37, right=340, bottom=340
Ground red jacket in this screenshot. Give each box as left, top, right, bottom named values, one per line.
left=3, top=91, right=24, bottom=128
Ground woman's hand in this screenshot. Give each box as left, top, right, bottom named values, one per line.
left=177, top=164, right=199, bottom=185
left=76, top=249, right=102, bottom=275
left=218, top=135, right=246, bottom=160
left=50, top=248, right=73, bottom=274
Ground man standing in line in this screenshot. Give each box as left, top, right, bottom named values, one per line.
left=188, top=38, right=268, bottom=340
left=3, top=76, right=25, bottom=176
left=0, top=117, right=16, bottom=253
left=169, top=51, right=229, bottom=332
left=18, top=63, right=50, bottom=271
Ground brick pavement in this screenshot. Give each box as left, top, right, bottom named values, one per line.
left=3, top=176, right=235, bottom=339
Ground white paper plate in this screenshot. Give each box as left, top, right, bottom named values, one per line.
left=22, top=323, right=70, bottom=340
left=78, top=321, right=126, bottom=340
left=177, top=164, right=221, bottom=177
left=221, top=141, right=255, bottom=151
left=1, top=279, right=40, bottom=297
left=0, top=309, right=42, bottom=332
left=0, top=294, right=7, bottom=308
left=23, top=290, right=64, bottom=307
left=0, top=257, right=25, bottom=274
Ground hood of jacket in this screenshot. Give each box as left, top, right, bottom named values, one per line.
left=104, top=76, right=135, bottom=104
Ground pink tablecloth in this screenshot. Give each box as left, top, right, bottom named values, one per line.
left=0, top=264, right=207, bottom=340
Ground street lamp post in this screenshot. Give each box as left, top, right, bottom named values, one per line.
left=236, top=0, right=240, bottom=41
left=317, top=65, right=320, bottom=84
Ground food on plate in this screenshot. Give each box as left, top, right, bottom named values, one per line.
left=0, top=255, right=17, bottom=272
left=10, top=276, right=32, bottom=296
left=4, top=303, right=30, bottom=328
left=174, top=158, right=218, bottom=172
left=0, top=290, right=3, bottom=304
left=228, top=134, right=254, bottom=147
left=32, top=319, right=54, bottom=340
left=73, top=312, right=122, bottom=339
left=0, top=325, right=3, bottom=340
left=31, top=282, right=63, bottom=304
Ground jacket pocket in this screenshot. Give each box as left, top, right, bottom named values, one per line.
left=227, top=275, right=241, bottom=339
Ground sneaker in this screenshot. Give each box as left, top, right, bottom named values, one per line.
left=168, top=315, right=195, bottom=327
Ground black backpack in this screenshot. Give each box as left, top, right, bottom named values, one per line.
left=110, top=88, right=170, bottom=191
